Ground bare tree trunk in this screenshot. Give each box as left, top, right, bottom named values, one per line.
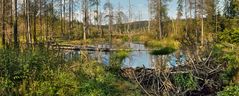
left=107, top=0, right=113, bottom=48
left=148, top=0, right=151, bottom=33
left=9, top=0, right=13, bottom=45
left=71, top=0, right=74, bottom=39
left=127, top=0, right=131, bottom=33
left=201, top=0, right=204, bottom=46
left=60, top=0, right=64, bottom=37
left=13, top=0, right=19, bottom=48
left=63, top=0, right=66, bottom=38
left=1, top=0, right=5, bottom=46
left=23, top=0, right=27, bottom=44
left=40, top=0, right=43, bottom=41
left=83, top=0, right=89, bottom=40
left=69, top=0, right=71, bottom=39
left=45, top=9, right=49, bottom=42
left=51, top=0, right=54, bottom=40
left=96, top=0, right=100, bottom=37
left=100, top=13, right=104, bottom=37
left=185, top=0, right=188, bottom=36
left=33, top=0, right=37, bottom=44
left=215, top=7, right=218, bottom=33
left=158, top=0, right=163, bottom=39
left=26, top=0, right=31, bottom=45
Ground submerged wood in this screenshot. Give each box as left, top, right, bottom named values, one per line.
left=51, top=44, right=159, bottom=52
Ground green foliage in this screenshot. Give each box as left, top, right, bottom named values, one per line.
left=132, top=36, right=140, bottom=42
left=150, top=47, right=176, bottom=55
left=222, top=51, right=239, bottom=82
left=173, top=73, right=198, bottom=91
left=122, top=36, right=129, bottom=42
left=219, top=28, right=239, bottom=44
left=110, top=51, right=130, bottom=71
left=218, top=85, right=239, bottom=96
left=0, top=47, right=74, bottom=95
left=145, top=40, right=163, bottom=48
left=145, top=39, right=180, bottom=49
left=0, top=47, right=139, bottom=95
left=213, top=43, right=239, bottom=85
left=75, top=59, right=139, bottom=96
left=146, top=39, right=178, bottom=55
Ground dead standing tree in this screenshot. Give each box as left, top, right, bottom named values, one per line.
left=104, top=0, right=113, bottom=48
left=82, top=0, right=89, bottom=40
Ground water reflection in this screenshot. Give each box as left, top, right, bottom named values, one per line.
left=64, top=43, right=186, bottom=68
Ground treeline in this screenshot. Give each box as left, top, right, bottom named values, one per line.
left=0, top=0, right=142, bottom=48
left=1, top=0, right=239, bottom=48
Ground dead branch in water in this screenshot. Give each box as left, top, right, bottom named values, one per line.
left=120, top=49, right=224, bottom=95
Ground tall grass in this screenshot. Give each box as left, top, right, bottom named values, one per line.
left=0, top=47, right=140, bottom=95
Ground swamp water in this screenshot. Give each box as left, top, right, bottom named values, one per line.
left=64, top=43, right=186, bottom=68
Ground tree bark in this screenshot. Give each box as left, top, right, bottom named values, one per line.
left=60, top=0, right=64, bottom=37
left=13, top=0, right=19, bottom=48
left=33, top=0, right=37, bottom=44
left=69, top=0, right=72, bottom=39
left=26, top=0, right=31, bottom=45
left=201, top=0, right=204, bottom=46
left=96, top=0, right=100, bottom=37
left=40, top=0, right=43, bottom=41
left=127, top=0, right=132, bottom=33
left=9, top=0, right=13, bottom=45
left=63, top=0, right=66, bottom=38
left=51, top=0, right=54, bottom=40
left=158, top=0, right=163, bottom=39
left=1, top=0, right=5, bottom=46
left=83, top=0, right=89, bottom=40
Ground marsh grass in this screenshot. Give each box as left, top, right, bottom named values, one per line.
left=0, top=47, right=140, bottom=96
left=145, top=38, right=180, bottom=55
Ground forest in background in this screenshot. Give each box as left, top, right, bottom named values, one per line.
left=0, top=0, right=239, bottom=95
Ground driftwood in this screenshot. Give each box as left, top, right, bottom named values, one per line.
left=51, top=44, right=160, bottom=52
left=120, top=67, right=192, bottom=95
left=120, top=55, right=224, bottom=96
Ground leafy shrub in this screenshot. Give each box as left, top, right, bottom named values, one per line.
left=214, top=43, right=239, bottom=84
left=219, top=28, right=239, bottom=44
left=0, top=47, right=140, bottom=95
left=173, top=73, right=198, bottom=91
left=122, top=36, right=129, bottom=41
left=218, top=85, right=239, bottom=96
left=110, top=50, right=130, bottom=71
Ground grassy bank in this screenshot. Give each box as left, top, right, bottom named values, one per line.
left=0, top=47, right=140, bottom=96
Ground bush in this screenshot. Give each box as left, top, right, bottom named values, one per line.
left=214, top=39, right=239, bottom=84
left=110, top=51, right=130, bottom=71
left=218, top=85, right=239, bottom=96
left=219, top=28, right=239, bottom=44
left=0, top=47, right=140, bottom=95
left=173, top=73, right=198, bottom=91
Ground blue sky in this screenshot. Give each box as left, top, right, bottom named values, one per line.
left=100, top=0, right=178, bottom=20
left=74, top=0, right=224, bottom=22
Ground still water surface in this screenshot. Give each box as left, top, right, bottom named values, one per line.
left=64, top=43, right=186, bottom=68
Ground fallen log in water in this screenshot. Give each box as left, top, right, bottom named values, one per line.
left=50, top=44, right=157, bottom=52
